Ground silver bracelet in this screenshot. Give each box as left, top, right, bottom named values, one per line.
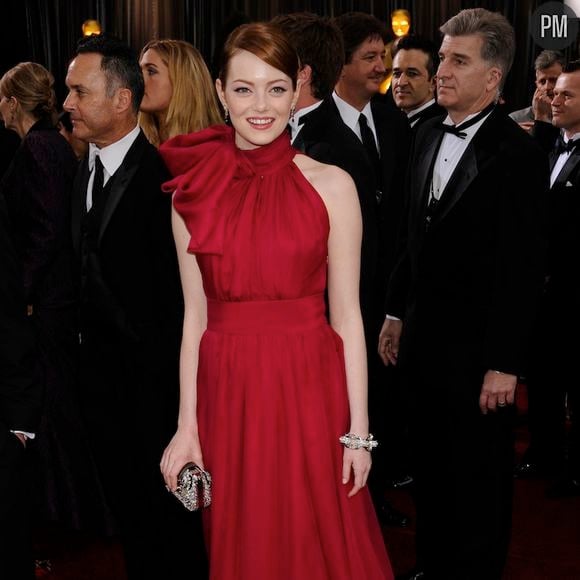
left=339, top=433, right=378, bottom=452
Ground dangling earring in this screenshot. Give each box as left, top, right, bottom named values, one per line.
left=223, top=105, right=229, bottom=123
left=289, top=105, right=296, bottom=123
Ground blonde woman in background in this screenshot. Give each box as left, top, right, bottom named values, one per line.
left=139, top=39, right=223, bottom=147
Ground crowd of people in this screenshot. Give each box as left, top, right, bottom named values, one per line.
left=0, top=7, right=578, bottom=580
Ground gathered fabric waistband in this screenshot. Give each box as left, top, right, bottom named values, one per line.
left=206, top=294, right=327, bottom=334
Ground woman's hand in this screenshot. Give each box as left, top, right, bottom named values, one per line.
left=160, top=429, right=204, bottom=491
left=342, top=447, right=372, bottom=498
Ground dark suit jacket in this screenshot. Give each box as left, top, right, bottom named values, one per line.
left=408, top=101, right=446, bottom=132
left=386, top=108, right=548, bottom=377
left=72, top=130, right=183, bottom=439
left=0, top=195, right=39, bottom=439
left=293, top=99, right=378, bottom=325
left=530, top=120, right=560, bottom=154
left=371, top=100, right=411, bottom=304
left=0, top=193, right=38, bottom=579
left=542, top=139, right=580, bottom=329
left=0, top=120, right=77, bottom=310
left=314, top=98, right=410, bottom=334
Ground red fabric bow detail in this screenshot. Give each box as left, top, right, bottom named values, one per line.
left=160, top=125, right=236, bottom=255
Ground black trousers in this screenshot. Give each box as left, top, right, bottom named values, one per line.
left=525, top=303, right=579, bottom=476
left=404, top=361, right=515, bottom=580
left=0, top=431, right=35, bottom=580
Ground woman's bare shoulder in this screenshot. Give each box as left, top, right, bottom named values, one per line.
left=293, top=153, right=356, bottom=203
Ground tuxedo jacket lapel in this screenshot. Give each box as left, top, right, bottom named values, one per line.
left=427, top=111, right=498, bottom=230
left=552, top=150, right=580, bottom=187
left=413, top=130, right=443, bottom=222
left=549, top=150, right=559, bottom=173
left=432, top=146, right=478, bottom=227
left=98, top=131, right=147, bottom=244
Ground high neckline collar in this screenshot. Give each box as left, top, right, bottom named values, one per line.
left=232, top=127, right=296, bottom=177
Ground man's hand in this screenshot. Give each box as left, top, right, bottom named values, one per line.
left=518, top=121, right=534, bottom=133
left=479, top=370, right=517, bottom=414
left=532, top=87, right=552, bottom=122
left=13, top=433, right=27, bottom=447
left=378, top=318, right=402, bottom=366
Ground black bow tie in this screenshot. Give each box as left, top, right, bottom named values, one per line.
left=436, top=104, right=495, bottom=139
left=555, top=136, right=578, bottom=155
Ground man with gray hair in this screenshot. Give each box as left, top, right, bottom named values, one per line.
left=379, top=8, right=548, bottom=579
left=510, top=49, right=565, bottom=131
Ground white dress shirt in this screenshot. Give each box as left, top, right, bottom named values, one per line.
left=332, top=91, right=380, bottom=153
left=86, top=125, right=141, bottom=211
left=431, top=110, right=492, bottom=201
left=550, top=132, right=580, bottom=188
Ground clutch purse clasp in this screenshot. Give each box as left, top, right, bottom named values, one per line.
left=169, top=462, right=212, bottom=511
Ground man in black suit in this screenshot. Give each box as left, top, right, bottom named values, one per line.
left=391, top=35, right=445, bottom=131
left=520, top=62, right=580, bottom=496
left=328, top=11, right=413, bottom=523
left=379, top=9, right=548, bottom=579
left=63, top=35, right=206, bottom=579
left=0, top=195, right=40, bottom=580
left=272, top=13, right=378, bottom=342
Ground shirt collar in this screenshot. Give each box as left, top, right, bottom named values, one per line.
left=441, top=108, right=492, bottom=138
left=406, top=98, right=436, bottom=119
left=88, top=125, right=141, bottom=176
left=563, top=131, right=580, bottom=144
left=292, top=101, right=322, bottom=127
left=332, top=91, right=374, bottom=135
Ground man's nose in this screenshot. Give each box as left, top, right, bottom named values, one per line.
left=63, top=92, right=74, bottom=111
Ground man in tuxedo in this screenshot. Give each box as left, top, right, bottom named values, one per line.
left=379, top=9, right=548, bottom=579
left=0, top=195, right=40, bottom=580
left=64, top=35, right=207, bottom=579
left=519, top=62, right=580, bottom=496
left=329, top=11, right=413, bottom=522
left=391, top=35, right=445, bottom=131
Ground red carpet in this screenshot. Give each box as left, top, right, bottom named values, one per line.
left=35, top=385, right=580, bottom=580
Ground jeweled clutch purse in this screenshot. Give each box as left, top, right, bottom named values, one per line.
left=170, top=462, right=212, bottom=511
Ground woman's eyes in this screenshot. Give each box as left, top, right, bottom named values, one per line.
left=232, top=86, right=287, bottom=94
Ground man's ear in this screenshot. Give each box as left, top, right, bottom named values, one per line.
left=291, top=78, right=302, bottom=111
left=298, top=64, right=313, bottom=86
left=487, top=67, right=502, bottom=92
left=116, top=88, right=133, bottom=114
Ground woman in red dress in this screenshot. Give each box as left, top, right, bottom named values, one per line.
left=160, top=23, right=393, bottom=580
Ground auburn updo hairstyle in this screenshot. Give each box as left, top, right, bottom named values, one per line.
left=218, top=22, right=300, bottom=89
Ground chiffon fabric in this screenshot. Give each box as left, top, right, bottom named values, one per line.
left=160, top=125, right=393, bottom=580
